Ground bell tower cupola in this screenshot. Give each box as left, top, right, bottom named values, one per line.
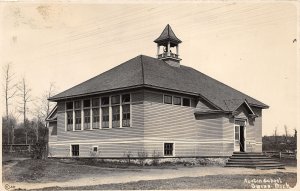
left=154, top=24, right=182, bottom=67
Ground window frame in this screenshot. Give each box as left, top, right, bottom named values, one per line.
left=182, top=98, right=191, bottom=107
left=164, top=142, right=174, bottom=157
left=164, top=95, right=172, bottom=104
left=71, top=144, right=79, bottom=157
left=83, top=99, right=91, bottom=108
left=74, top=110, right=82, bottom=130
left=66, top=111, right=73, bottom=131
left=122, top=104, right=130, bottom=127
left=122, top=94, right=130, bottom=103
left=173, top=96, right=182, bottom=106
left=83, top=109, right=91, bottom=130
left=112, top=105, right=120, bottom=128
left=64, top=93, right=132, bottom=131
left=92, top=146, right=98, bottom=152
left=101, top=106, right=110, bottom=128
left=101, top=96, right=109, bottom=106
left=91, top=98, right=100, bottom=129
left=66, top=101, right=73, bottom=110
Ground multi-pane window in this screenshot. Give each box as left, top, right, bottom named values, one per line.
left=74, top=101, right=81, bottom=109
left=111, top=95, right=120, bottom=105
left=66, top=102, right=74, bottom=131
left=101, top=97, right=109, bottom=105
left=92, top=98, right=100, bottom=129
left=71, top=145, right=79, bottom=156
left=182, top=98, right=191, bottom=107
left=122, top=94, right=130, bottom=103
left=84, top=99, right=90, bottom=108
left=112, top=106, right=120, bottom=128
left=111, top=95, right=120, bottom=128
left=92, top=108, right=100, bottom=129
left=164, top=95, right=172, bottom=104
left=122, top=104, right=130, bottom=127
left=66, top=102, right=73, bottom=110
left=102, top=107, right=109, bottom=128
left=92, top=98, right=99, bottom=107
left=83, top=99, right=91, bottom=130
left=173, top=97, right=181, bottom=105
left=67, top=111, right=73, bottom=131
left=164, top=143, right=174, bottom=156
left=84, top=109, right=90, bottom=130
left=75, top=110, right=81, bottom=130
left=66, top=94, right=132, bottom=131
left=74, top=100, right=81, bottom=130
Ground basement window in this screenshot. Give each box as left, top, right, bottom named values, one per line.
left=164, top=143, right=174, bottom=156
left=93, top=146, right=98, bottom=152
left=71, top=145, right=79, bottom=157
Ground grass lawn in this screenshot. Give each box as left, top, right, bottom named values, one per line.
left=3, top=158, right=135, bottom=183
left=36, top=172, right=297, bottom=190
left=2, top=156, right=297, bottom=190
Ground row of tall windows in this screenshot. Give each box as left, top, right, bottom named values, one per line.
left=66, top=94, right=131, bottom=131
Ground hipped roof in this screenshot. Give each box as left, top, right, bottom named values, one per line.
left=50, top=55, right=268, bottom=111
left=154, top=24, right=182, bottom=44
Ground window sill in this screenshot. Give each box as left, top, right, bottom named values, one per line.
left=65, top=126, right=132, bottom=131
left=163, top=155, right=175, bottom=157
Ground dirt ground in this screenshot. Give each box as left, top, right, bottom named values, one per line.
left=2, top=157, right=297, bottom=190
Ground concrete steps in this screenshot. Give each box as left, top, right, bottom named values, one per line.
left=225, top=152, right=285, bottom=169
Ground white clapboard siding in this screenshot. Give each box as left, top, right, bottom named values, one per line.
left=50, top=88, right=263, bottom=157
left=252, top=107, right=263, bottom=152
left=49, top=142, right=144, bottom=157
left=222, top=115, right=234, bottom=155
left=144, top=102, right=198, bottom=140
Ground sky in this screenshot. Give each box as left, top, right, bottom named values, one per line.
left=0, top=1, right=298, bottom=136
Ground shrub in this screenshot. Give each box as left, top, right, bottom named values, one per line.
left=137, top=150, right=148, bottom=166
left=151, top=150, right=161, bottom=166
left=30, top=141, right=47, bottom=159
left=123, top=151, right=132, bottom=164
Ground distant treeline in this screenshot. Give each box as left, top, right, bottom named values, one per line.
left=2, top=116, right=48, bottom=145
left=262, top=133, right=297, bottom=152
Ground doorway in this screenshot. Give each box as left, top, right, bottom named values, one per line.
left=234, top=125, right=245, bottom=152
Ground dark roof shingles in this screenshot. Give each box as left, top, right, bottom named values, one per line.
left=50, top=55, right=268, bottom=110
left=154, top=24, right=182, bottom=44
left=50, top=56, right=144, bottom=99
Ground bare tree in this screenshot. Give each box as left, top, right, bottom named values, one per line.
left=274, top=126, right=278, bottom=144
left=2, top=63, right=17, bottom=144
left=17, top=77, right=32, bottom=144
left=40, top=82, right=57, bottom=127
left=284, top=125, right=289, bottom=137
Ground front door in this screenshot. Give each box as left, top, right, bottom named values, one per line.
left=234, top=125, right=245, bottom=152
left=239, top=126, right=245, bottom=152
